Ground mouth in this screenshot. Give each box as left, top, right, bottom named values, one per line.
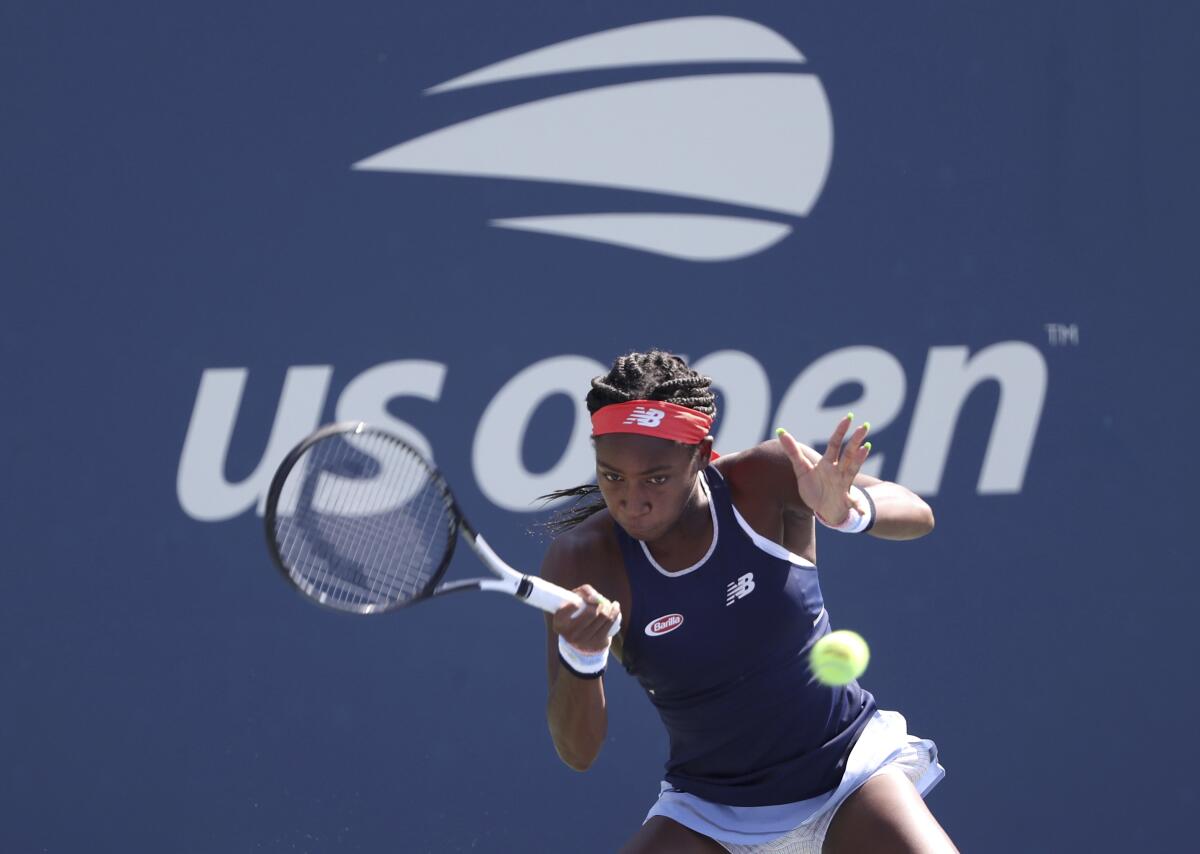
left=620, top=516, right=658, bottom=539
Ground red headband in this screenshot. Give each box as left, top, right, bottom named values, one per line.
left=590, top=400, right=713, bottom=444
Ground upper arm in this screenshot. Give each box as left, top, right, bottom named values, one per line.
left=723, top=440, right=809, bottom=514
left=724, top=438, right=934, bottom=544
left=762, top=437, right=935, bottom=539
left=539, top=525, right=619, bottom=603
left=728, top=437, right=884, bottom=506
left=538, top=534, right=584, bottom=594
left=539, top=536, right=584, bottom=685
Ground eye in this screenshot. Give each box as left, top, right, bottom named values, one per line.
left=601, top=472, right=623, bottom=483
left=648, top=475, right=669, bottom=485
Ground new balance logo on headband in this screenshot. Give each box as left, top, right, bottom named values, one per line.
left=623, top=407, right=666, bottom=428
left=354, top=17, right=832, bottom=262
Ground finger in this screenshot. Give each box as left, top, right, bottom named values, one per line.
left=555, top=605, right=597, bottom=639
left=579, top=597, right=617, bottom=625
left=569, top=586, right=614, bottom=624
left=564, top=601, right=620, bottom=648
left=569, top=584, right=601, bottom=618
left=841, top=440, right=872, bottom=482
left=553, top=604, right=584, bottom=635
left=608, top=611, right=623, bottom=638
left=580, top=602, right=621, bottom=646
left=841, top=421, right=870, bottom=459
left=824, top=413, right=855, bottom=463
left=775, top=428, right=813, bottom=473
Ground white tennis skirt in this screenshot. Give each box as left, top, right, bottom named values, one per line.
left=645, top=710, right=945, bottom=854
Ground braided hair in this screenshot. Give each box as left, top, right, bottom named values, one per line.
left=586, top=351, right=717, bottom=418
left=540, top=350, right=717, bottom=533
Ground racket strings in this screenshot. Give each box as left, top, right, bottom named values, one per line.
left=272, top=430, right=456, bottom=612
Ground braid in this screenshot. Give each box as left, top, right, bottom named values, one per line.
left=538, top=350, right=716, bottom=534
left=586, top=349, right=717, bottom=417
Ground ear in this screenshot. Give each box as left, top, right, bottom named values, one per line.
left=695, top=436, right=714, bottom=468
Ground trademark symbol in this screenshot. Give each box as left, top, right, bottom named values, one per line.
left=1044, top=323, right=1079, bottom=346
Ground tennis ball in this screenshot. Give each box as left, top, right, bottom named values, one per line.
left=809, top=630, right=870, bottom=686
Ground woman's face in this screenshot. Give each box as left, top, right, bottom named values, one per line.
left=593, top=434, right=706, bottom=541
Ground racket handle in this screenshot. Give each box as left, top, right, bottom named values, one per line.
left=470, top=535, right=622, bottom=637
left=520, top=574, right=583, bottom=613
left=520, top=576, right=623, bottom=639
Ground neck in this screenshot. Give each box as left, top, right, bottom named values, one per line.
left=646, top=472, right=712, bottom=555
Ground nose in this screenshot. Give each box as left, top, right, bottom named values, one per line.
left=620, top=484, right=651, bottom=515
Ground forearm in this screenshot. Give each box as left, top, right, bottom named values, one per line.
left=856, top=476, right=935, bottom=540
left=546, top=667, right=608, bottom=771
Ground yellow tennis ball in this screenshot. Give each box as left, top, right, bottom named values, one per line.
left=810, top=630, right=870, bottom=686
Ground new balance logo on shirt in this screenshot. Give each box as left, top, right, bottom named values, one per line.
left=726, top=572, right=755, bottom=605
left=623, top=406, right=666, bottom=428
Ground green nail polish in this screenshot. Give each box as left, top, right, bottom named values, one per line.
left=864, top=442, right=872, bottom=452
left=846, top=412, right=854, bottom=421
left=863, top=422, right=871, bottom=432
left=776, top=427, right=787, bottom=436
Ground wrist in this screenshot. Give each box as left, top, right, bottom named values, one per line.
left=815, top=485, right=876, bottom=534
left=557, top=635, right=610, bottom=678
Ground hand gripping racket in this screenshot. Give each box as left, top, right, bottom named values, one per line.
left=265, top=422, right=617, bottom=632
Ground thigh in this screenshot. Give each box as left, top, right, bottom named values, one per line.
left=620, top=816, right=727, bottom=854
left=822, top=768, right=958, bottom=854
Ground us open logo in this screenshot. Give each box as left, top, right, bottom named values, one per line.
left=645, top=613, right=685, bottom=636
left=354, top=16, right=833, bottom=262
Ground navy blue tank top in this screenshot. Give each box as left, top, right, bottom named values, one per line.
left=618, top=465, right=876, bottom=807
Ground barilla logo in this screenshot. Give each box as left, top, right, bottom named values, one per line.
left=623, top=406, right=666, bottom=428
left=645, top=613, right=685, bottom=636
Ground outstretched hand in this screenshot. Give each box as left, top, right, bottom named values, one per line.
left=776, top=414, right=871, bottom=525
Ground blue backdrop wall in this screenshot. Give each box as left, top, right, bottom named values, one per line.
left=3, top=2, right=1197, bottom=852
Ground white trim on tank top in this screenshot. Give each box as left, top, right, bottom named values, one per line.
left=729, top=502, right=824, bottom=626
left=730, top=504, right=817, bottom=568
left=639, top=474, right=719, bottom=577
left=638, top=473, right=818, bottom=575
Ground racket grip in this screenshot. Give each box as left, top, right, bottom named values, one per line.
left=521, top=575, right=623, bottom=639
left=520, top=574, right=584, bottom=613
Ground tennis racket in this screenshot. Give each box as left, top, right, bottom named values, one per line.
left=265, top=421, right=613, bottom=628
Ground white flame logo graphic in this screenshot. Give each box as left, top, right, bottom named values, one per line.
left=354, top=17, right=833, bottom=262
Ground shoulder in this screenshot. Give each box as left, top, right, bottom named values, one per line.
left=714, top=440, right=806, bottom=512
left=539, top=508, right=625, bottom=590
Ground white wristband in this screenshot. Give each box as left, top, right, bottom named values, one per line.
left=815, top=485, right=875, bottom=534
left=557, top=635, right=610, bottom=678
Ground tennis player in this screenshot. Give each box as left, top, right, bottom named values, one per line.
left=541, top=351, right=957, bottom=853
